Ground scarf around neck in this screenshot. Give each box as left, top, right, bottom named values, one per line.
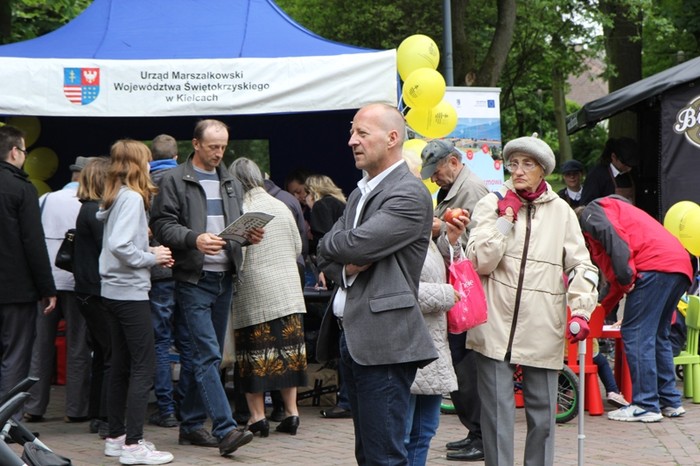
left=517, top=179, right=547, bottom=201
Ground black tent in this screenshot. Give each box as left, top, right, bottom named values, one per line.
left=566, top=56, right=700, bottom=220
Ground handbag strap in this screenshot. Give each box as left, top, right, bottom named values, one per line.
left=448, top=242, right=466, bottom=265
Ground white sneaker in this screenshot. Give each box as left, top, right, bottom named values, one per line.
left=661, top=406, right=686, bottom=418
left=119, top=440, right=173, bottom=465
left=606, top=391, right=630, bottom=408
left=105, top=434, right=126, bottom=457
left=608, top=404, right=663, bottom=423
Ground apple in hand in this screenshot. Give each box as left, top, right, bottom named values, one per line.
left=444, top=208, right=467, bottom=225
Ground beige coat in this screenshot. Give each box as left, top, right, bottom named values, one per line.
left=231, top=187, right=305, bottom=329
left=465, top=181, right=598, bottom=370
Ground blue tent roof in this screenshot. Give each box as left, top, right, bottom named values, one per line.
left=0, top=0, right=372, bottom=59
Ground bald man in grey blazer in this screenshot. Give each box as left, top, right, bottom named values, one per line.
left=316, top=103, right=438, bottom=465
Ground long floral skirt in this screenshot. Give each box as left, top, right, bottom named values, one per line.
left=234, top=313, right=308, bottom=393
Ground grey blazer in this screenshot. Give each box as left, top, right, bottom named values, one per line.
left=316, top=162, right=438, bottom=367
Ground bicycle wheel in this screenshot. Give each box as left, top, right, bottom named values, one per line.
left=555, top=365, right=579, bottom=424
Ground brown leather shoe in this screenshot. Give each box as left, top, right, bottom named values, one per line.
left=219, top=428, right=254, bottom=456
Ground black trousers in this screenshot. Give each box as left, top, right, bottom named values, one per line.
left=103, top=298, right=155, bottom=444
left=77, top=293, right=112, bottom=420
left=448, top=331, right=482, bottom=447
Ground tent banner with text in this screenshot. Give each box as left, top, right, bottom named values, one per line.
left=0, top=50, right=397, bottom=117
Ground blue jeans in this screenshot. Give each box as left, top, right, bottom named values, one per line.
left=337, top=354, right=351, bottom=411
left=621, top=271, right=689, bottom=412
left=176, top=271, right=236, bottom=439
left=340, top=332, right=417, bottom=466
left=593, top=352, right=619, bottom=394
left=404, top=394, right=441, bottom=466
left=149, top=280, right=176, bottom=416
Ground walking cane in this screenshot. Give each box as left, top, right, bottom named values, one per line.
left=569, top=321, right=586, bottom=466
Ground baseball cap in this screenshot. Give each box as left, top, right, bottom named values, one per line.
left=420, top=139, right=456, bottom=179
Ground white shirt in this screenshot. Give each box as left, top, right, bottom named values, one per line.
left=332, top=160, right=405, bottom=318
left=566, top=187, right=582, bottom=202
left=609, top=162, right=623, bottom=178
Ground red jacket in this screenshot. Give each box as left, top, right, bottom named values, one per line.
left=580, top=195, right=693, bottom=312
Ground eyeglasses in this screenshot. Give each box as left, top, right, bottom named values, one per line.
left=505, top=161, right=539, bottom=173
left=14, top=146, right=27, bottom=155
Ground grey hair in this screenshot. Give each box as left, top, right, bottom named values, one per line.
left=229, top=157, right=264, bottom=192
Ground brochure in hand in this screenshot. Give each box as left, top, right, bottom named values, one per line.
left=218, top=212, right=274, bottom=245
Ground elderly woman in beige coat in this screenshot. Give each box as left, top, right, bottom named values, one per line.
left=466, top=136, right=599, bottom=466
left=229, top=158, right=307, bottom=439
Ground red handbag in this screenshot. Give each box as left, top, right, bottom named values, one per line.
left=447, top=248, right=487, bottom=334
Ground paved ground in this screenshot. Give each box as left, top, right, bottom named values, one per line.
left=7, top=382, right=700, bottom=465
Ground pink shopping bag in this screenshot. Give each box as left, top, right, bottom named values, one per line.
left=447, top=258, right=487, bottom=334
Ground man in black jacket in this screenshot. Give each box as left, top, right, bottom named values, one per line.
left=150, top=120, right=262, bottom=457
left=0, top=125, right=56, bottom=402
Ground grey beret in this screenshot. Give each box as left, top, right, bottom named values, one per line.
left=502, top=136, right=556, bottom=176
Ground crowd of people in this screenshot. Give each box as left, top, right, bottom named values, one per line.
left=0, top=105, right=693, bottom=466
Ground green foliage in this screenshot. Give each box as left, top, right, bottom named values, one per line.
left=498, top=0, right=601, bottom=144
left=642, top=0, right=699, bottom=75
left=3, top=0, right=90, bottom=44
left=276, top=0, right=437, bottom=51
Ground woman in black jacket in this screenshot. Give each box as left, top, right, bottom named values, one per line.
left=73, top=156, right=111, bottom=437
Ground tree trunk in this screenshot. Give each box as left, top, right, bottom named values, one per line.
left=600, top=0, right=642, bottom=139
left=552, top=68, right=571, bottom=164
left=475, top=0, right=516, bottom=87
left=451, top=0, right=472, bottom=86
left=0, top=0, right=11, bottom=44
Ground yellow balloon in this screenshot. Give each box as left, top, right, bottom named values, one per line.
left=24, top=147, right=59, bottom=181
left=664, top=201, right=700, bottom=239
left=423, top=178, right=440, bottom=195
left=397, top=34, right=440, bottom=81
left=679, top=207, right=700, bottom=256
left=403, top=138, right=427, bottom=158
left=405, top=100, right=458, bottom=139
left=402, top=68, right=446, bottom=109
left=29, top=178, right=52, bottom=196
left=7, top=116, right=41, bottom=147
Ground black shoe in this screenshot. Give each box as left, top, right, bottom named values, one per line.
left=446, top=446, right=485, bottom=462
left=89, top=418, right=109, bottom=434
left=275, top=415, right=299, bottom=435
left=22, top=413, right=44, bottom=423
left=97, top=421, right=109, bottom=439
left=320, top=406, right=352, bottom=419
left=178, top=428, right=219, bottom=447
left=219, top=429, right=254, bottom=456
left=149, top=412, right=178, bottom=428
left=64, top=416, right=89, bottom=423
left=446, top=437, right=473, bottom=451
left=268, top=407, right=286, bottom=423
left=247, top=418, right=269, bottom=437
